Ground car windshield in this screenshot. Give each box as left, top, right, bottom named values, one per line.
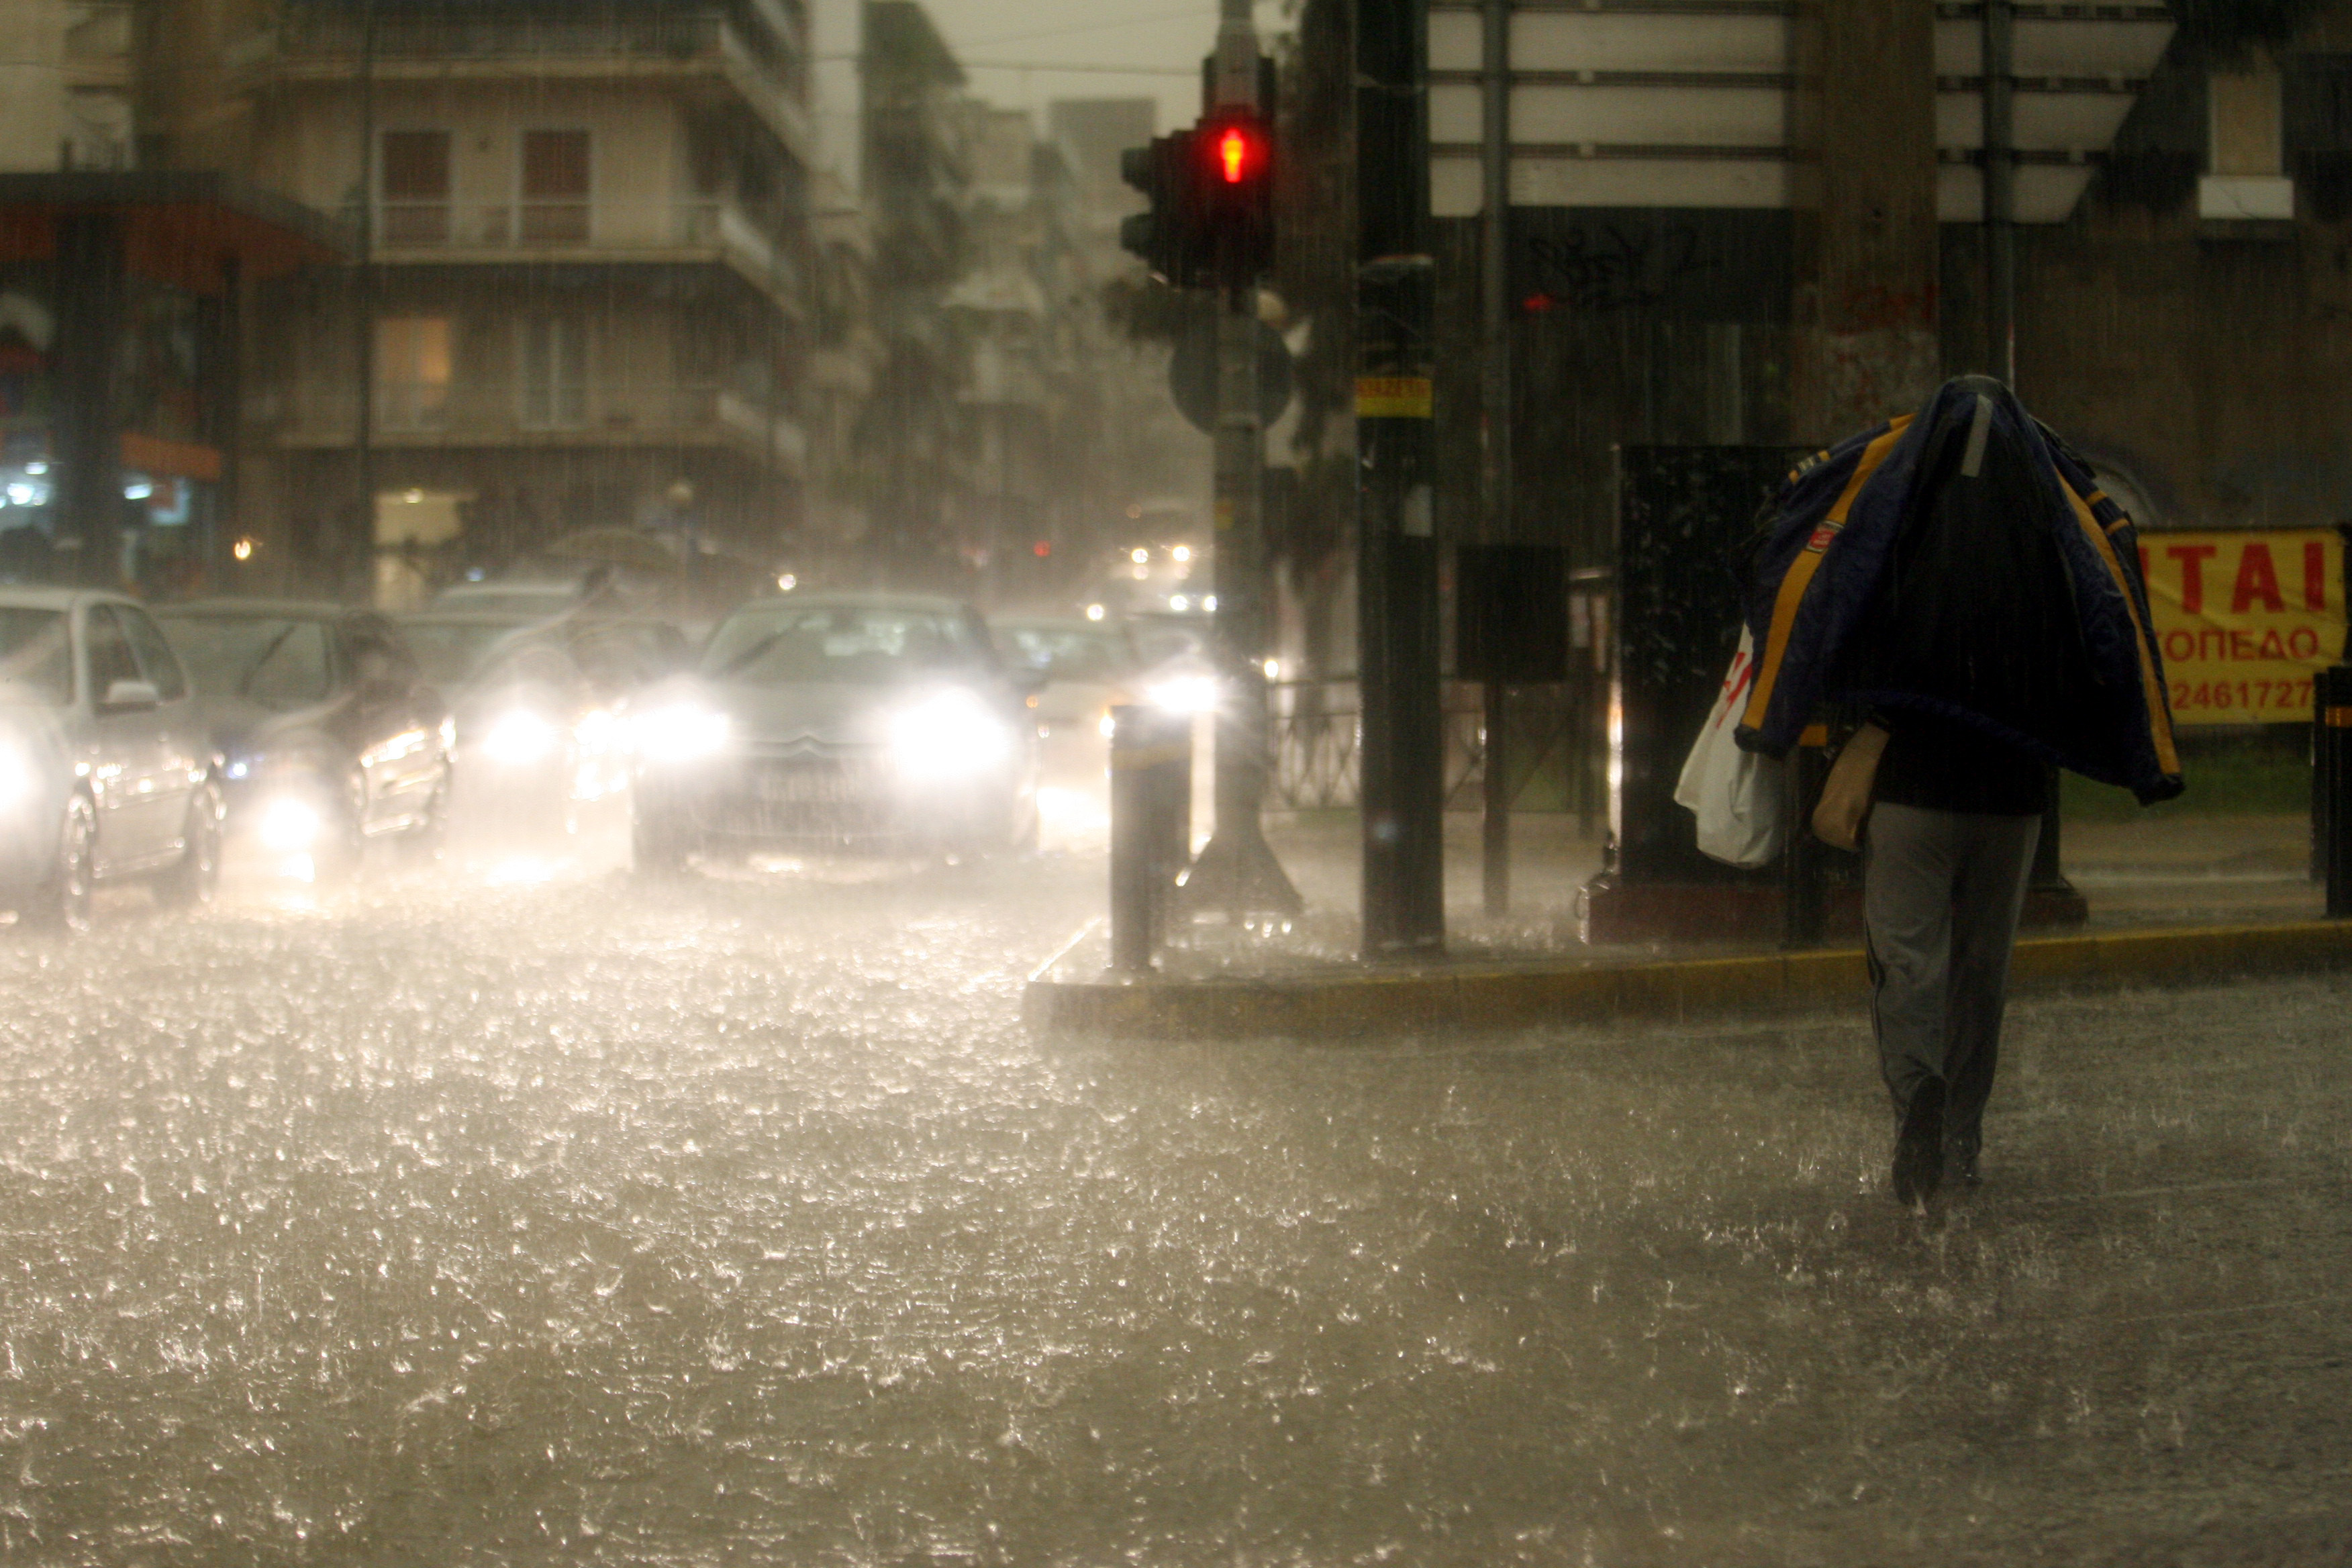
left=160, top=616, right=333, bottom=712
left=401, top=620, right=534, bottom=685
left=0, top=608, right=70, bottom=705
left=703, top=605, right=975, bottom=686
left=997, top=625, right=1132, bottom=683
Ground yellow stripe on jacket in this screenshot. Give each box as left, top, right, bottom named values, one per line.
left=2060, top=474, right=2181, bottom=777
left=1740, top=415, right=1912, bottom=734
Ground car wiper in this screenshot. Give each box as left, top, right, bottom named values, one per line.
left=235, top=623, right=301, bottom=698
left=714, top=628, right=790, bottom=676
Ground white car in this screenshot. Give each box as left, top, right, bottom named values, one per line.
left=0, top=588, right=221, bottom=931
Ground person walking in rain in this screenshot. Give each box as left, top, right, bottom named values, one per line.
left=1734, top=375, right=2182, bottom=1207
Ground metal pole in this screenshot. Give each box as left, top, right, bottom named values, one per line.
left=354, top=0, right=378, bottom=603
left=2320, top=667, right=2352, bottom=917
left=1477, top=0, right=1512, bottom=917
left=1357, top=0, right=1445, bottom=956
left=1109, top=706, right=1162, bottom=972
left=1178, top=0, right=1303, bottom=920
left=1982, top=0, right=2015, bottom=385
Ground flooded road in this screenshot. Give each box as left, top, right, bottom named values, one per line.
left=0, top=835, right=2345, bottom=1565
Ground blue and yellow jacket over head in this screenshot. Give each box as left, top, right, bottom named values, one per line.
left=1735, top=375, right=2184, bottom=805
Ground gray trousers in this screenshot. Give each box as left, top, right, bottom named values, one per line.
left=1863, top=803, right=2041, bottom=1154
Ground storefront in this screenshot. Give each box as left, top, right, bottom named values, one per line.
left=0, top=171, right=344, bottom=593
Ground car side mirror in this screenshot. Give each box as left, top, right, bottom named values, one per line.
left=101, top=679, right=161, bottom=712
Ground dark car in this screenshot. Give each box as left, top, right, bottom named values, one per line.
left=398, top=608, right=690, bottom=836
left=153, top=601, right=454, bottom=873
left=629, top=593, right=1040, bottom=868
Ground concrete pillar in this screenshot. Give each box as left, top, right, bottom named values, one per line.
left=51, top=211, right=126, bottom=587
left=1791, top=0, right=1940, bottom=443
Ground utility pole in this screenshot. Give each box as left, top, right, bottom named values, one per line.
left=1477, top=0, right=1512, bottom=917
left=1357, top=0, right=1445, bottom=955
left=1177, top=0, right=1302, bottom=920
left=1983, top=0, right=2016, bottom=384
left=354, top=0, right=378, bottom=604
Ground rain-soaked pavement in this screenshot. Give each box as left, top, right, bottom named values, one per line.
left=0, top=818, right=2347, bottom=1566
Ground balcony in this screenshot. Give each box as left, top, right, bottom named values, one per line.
left=228, top=8, right=810, bottom=163
left=277, top=380, right=805, bottom=474
left=366, top=200, right=795, bottom=303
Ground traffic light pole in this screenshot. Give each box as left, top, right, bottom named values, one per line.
left=1357, top=0, right=1445, bottom=956
left=1177, top=0, right=1302, bottom=922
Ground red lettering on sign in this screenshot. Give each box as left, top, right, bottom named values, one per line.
left=2307, top=540, right=2329, bottom=611
left=2259, top=628, right=2287, bottom=658
left=2167, top=544, right=2218, bottom=613
left=2164, top=629, right=2194, bottom=660
left=2232, top=542, right=2285, bottom=614
left=2292, top=627, right=2320, bottom=659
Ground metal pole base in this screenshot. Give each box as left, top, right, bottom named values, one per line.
left=1175, top=818, right=1303, bottom=922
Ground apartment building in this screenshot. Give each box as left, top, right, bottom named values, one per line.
left=143, top=0, right=815, bottom=601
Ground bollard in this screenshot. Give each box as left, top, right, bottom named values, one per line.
left=1109, top=705, right=1191, bottom=972
left=2317, top=667, right=2352, bottom=917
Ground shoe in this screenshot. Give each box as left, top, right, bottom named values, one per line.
left=1892, top=1077, right=1946, bottom=1207
left=1949, top=1138, right=1982, bottom=1189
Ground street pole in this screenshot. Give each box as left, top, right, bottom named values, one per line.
left=1177, top=0, right=1303, bottom=921
left=1477, top=0, right=1512, bottom=917
left=1983, top=0, right=2068, bottom=903
left=354, top=0, right=377, bottom=604
left=1983, top=0, right=2015, bottom=385
left=1357, top=0, right=1445, bottom=956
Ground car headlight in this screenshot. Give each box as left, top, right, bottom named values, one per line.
left=889, top=690, right=1014, bottom=780
left=1145, top=674, right=1221, bottom=716
left=630, top=702, right=731, bottom=763
left=483, top=709, right=559, bottom=767
left=0, top=742, right=38, bottom=803
left=258, top=797, right=320, bottom=851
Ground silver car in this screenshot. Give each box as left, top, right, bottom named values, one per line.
left=0, top=588, right=222, bottom=931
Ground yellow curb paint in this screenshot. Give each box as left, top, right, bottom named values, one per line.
left=1024, top=921, right=2352, bottom=1040
left=1355, top=376, right=1434, bottom=418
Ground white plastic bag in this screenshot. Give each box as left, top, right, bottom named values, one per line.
left=1673, top=626, right=1788, bottom=867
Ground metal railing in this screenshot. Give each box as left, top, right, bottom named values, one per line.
left=320, top=381, right=799, bottom=455
left=369, top=200, right=785, bottom=277
left=1266, top=676, right=1608, bottom=821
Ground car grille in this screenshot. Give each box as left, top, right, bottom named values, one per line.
left=712, top=753, right=894, bottom=839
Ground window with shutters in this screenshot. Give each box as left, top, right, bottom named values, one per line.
left=520, top=130, right=591, bottom=245
left=377, top=317, right=453, bottom=430
left=379, top=130, right=451, bottom=246
left=520, top=317, right=587, bottom=428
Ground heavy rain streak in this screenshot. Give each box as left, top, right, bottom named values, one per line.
left=0, top=0, right=2349, bottom=1561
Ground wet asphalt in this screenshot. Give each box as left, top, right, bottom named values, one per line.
left=0, top=820, right=2345, bottom=1566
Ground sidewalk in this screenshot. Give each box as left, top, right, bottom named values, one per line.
left=1026, top=811, right=2343, bottom=1038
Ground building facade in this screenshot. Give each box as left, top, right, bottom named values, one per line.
left=144, top=0, right=815, bottom=602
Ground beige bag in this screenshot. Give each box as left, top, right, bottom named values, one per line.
left=1811, top=723, right=1890, bottom=851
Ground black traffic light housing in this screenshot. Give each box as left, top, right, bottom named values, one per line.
left=1120, top=128, right=1208, bottom=288
left=1194, top=109, right=1273, bottom=289
left=1119, top=111, right=1275, bottom=291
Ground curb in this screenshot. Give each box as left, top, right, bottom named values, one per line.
left=1021, top=919, right=2352, bottom=1040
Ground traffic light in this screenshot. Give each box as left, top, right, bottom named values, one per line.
left=1119, top=113, right=1275, bottom=291
left=1194, top=110, right=1273, bottom=287
left=1119, top=128, right=1208, bottom=288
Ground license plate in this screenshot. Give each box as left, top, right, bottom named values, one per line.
left=756, top=768, right=854, bottom=805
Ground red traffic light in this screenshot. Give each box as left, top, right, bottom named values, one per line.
left=1211, top=122, right=1263, bottom=185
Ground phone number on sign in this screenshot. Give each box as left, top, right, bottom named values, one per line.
left=2170, top=677, right=2314, bottom=714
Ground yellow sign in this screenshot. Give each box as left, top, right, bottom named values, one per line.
left=2139, top=529, right=2345, bottom=724
left=1355, top=376, right=1433, bottom=419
